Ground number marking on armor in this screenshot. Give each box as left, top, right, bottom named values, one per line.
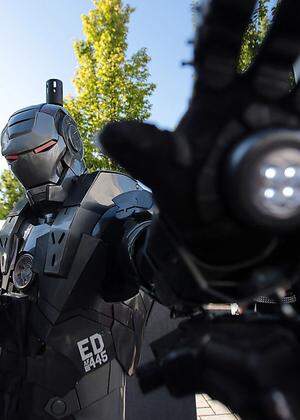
left=77, top=333, right=109, bottom=373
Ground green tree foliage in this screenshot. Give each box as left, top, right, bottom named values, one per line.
left=239, top=0, right=274, bottom=72
left=65, top=0, right=156, bottom=171
left=0, top=0, right=155, bottom=219
left=191, top=0, right=277, bottom=72
left=0, top=169, right=24, bottom=219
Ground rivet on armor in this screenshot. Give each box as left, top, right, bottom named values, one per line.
left=51, top=399, right=67, bottom=416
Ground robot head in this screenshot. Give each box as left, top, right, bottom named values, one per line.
left=1, top=80, right=86, bottom=206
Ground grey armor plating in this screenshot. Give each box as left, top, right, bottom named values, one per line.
left=0, top=170, right=153, bottom=419
left=0, top=92, right=155, bottom=419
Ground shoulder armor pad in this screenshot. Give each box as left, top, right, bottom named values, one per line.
left=80, top=171, right=144, bottom=211
left=113, top=190, right=153, bottom=219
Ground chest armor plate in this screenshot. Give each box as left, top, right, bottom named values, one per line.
left=0, top=170, right=152, bottom=361
left=0, top=172, right=154, bottom=419
left=0, top=172, right=141, bottom=293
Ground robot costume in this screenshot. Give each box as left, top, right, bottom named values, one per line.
left=0, top=80, right=198, bottom=420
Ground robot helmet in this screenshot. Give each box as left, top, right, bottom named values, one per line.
left=1, top=80, right=86, bottom=206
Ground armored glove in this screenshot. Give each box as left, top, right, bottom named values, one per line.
left=98, top=0, right=300, bottom=306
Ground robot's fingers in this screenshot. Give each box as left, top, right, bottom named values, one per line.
left=249, top=0, right=300, bottom=100
left=194, top=0, right=256, bottom=90
left=96, top=122, right=174, bottom=190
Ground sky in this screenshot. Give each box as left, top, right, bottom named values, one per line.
left=0, top=0, right=195, bottom=173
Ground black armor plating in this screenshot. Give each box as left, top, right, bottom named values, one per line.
left=0, top=171, right=154, bottom=419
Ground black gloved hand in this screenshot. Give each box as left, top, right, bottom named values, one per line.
left=138, top=315, right=300, bottom=420
left=98, top=0, right=300, bottom=269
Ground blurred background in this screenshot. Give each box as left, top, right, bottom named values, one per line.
left=0, top=0, right=195, bottom=173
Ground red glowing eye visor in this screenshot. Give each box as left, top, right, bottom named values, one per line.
left=5, top=140, right=57, bottom=163
left=33, top=139, right=57, bottom=154
left=5, top=154, right=19, bottom=163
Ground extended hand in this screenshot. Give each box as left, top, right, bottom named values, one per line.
left=98, top=0, right=300, bottom=275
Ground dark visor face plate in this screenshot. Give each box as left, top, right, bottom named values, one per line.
left=1, top=106, right=65, bottom=190
left=8, top=137, right=66, bottom=189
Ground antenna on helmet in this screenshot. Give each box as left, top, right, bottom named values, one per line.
left=46, top=79, right=63, bottom=106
